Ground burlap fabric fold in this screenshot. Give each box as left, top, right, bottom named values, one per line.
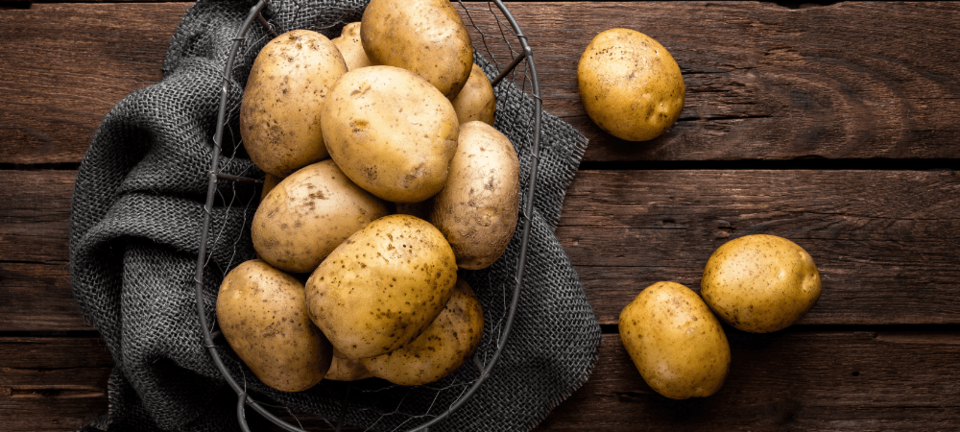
left=70, top=1, right=601, bottom=431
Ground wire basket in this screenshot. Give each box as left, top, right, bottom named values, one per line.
left=192, top=1, right=544, bottom=430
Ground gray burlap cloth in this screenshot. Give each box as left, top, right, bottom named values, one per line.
left=69, top=1, right=601, bottom=431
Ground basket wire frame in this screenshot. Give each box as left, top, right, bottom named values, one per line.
left=192, top=1, right=544, bottom=430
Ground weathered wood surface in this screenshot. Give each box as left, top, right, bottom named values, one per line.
left=0, top=338, right=111, bottom=432
left=3, top=2, right=960, bottom=164
left=3, top=1, right=960, bottom=431
left=564, top=169, right=960, bottom=325
left=2, top=333, right=958, bottom=431
left=3, top=169, right=958, bottom=331
left=536, top=332, right=960, bottom=431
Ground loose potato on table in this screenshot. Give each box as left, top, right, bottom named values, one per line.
left=332, top=22, right=373, bottom=71
left=578, top=28, right=684, bottom=142
left=619, top=281, right=730, bottom=400
left=452, top=64, right=496, bottom=126
left=305, top=214, right=458, bottom=359
left=430, top=121, right=519, bottom=270
left=252, top=160, right=390, bottom=274
left=240, top=29, right=347, bottom=177
left=361, top=0, right=473, bottom=100
left=701, top=234, right=822, bottom=333
left=217, top=259, right=333, bottom=393
left=320, top=65, right=459, bottom=203
left=361, top=279, right=484, bottom=386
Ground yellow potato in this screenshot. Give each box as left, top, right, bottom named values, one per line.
left=452, top=64, right=496, bottom=126
left=701, top=234, right=822, bottom=333
left=320, top=66, right=459, bottom=203
left=260, top=173, right=282, bottom=202
left=430, top=121, right=519, bottom=270
left=305, top=214, right=458, bottom=359
left=325, top=348, right=373, bottom=381
left=577, top=28, right=684, bottom=142
left=252, top=160, right=390, bottom=274
left=361, top=0, right=473, bottom=99
left=240, top=30, right=347, bottom=177
left=332, top=22, right=373, bottom=71
left=216, top=259, right=333, bottom=392
left=619, top=281, right=730, bottom=400
left=360, top=279, right=484, bottom=386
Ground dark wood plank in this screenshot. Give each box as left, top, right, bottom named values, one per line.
left=0, top=337, right=111, bottom=432
left=0, top=262, right=90, bottom=331
left=0, top=170, right=90, bottom=331
left=2, top=332, right=958, bottom=431
left=4, top=2, right=960, bottom=164
left=0, top=3, right=187, bottom=164
left=562, top=170, right=960, bottom=325
left=0, top=170, right=73, bottom=264
left=534, top=331, right=960, bottom=431
left=507, top=2, right=960, bottom=161
left=3, top=169, right=959, bottom=331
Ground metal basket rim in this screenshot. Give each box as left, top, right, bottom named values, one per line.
left=192, top=1, right=545, bottom=430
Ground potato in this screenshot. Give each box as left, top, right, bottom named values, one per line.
left=252, top=160, right=390, bottom=274
left=260, top=173, right=282, bottom=201
left=360, top=0, right=473, bottom=100
left=325, top=348, right=373, bottom=381
left=619, top=281, right=730, bottom=400
left=430, top=121, right=519, bottom=270
left=361, top=279, right=483, bottom=385
left=320, top=66, right=459, bottom=203
left=216, top=259, right=333, bottom=392
left=452, top=64, right=496, bottom=126
left=305, top=214, right=458, bottom=359
left=240, top=30, right=347, bottom=177
left=332, top=22, right=373, bottom=71
left=577, top=28, right=684, bottom=142
left=701, top=234, right=822, bottom=333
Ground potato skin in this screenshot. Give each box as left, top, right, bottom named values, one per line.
left=361, top=0, right=473, bottom=99
left=430, top=121, right=519, bottom=270
left=452, top=64, right=496, bottom=126
left=260, top=173, right=282, bottom=201
left=325, top=348, right=373, bottom=381
left=252, top=160, right=390, bottom=274
left=305, top=214, right=458, bottom=359
left=360, top=279, right=484, bottom=386
left=332, top=22, right=373, bottom=71
left=216, top=259, right=333, bottom=392
left=240, top=30, right=347, bottom=177
left=701, top=234, right=822, bottom=333
left=619, top=281, right=730, bottom=400
left=577, top=28, right=684, bottom=142
left=320, top=66, right=459, bottom=203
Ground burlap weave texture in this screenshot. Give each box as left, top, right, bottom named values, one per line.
left=69, top=1, right=601, bottom=430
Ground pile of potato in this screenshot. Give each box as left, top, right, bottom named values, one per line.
left=216, top=0, right=518, bottom=393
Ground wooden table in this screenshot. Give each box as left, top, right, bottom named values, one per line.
left=2, top=1, right=958, bottom=430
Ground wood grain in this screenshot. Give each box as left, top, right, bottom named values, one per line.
left=0, top=337, right=111, bottom=432
left=0, top=3, right=187, bottom=165
left=534, top=332, right=960, bottom=431
left=2, top=332, right=957, bottom=432
left=0, top=170, right=73, bottom=264
left=562, top=169, right=960, bottom=325
left=3, top=169, right=958, bottom=331
left=3, top=3, right=960, bottom=164
left=0, top=262, right=90, bottom=331
left=504, top=2, right=960, bottom=161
